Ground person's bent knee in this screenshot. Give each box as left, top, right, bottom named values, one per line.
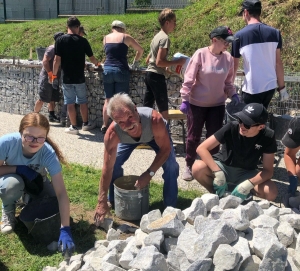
left=0, top=174, right=25, bottom=202
left=192, top=160, right=209, bottom=182
left=255, top=180, right=278, bottom=201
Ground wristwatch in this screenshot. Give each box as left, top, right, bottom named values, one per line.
left=147, top=168, right=155, bottom=177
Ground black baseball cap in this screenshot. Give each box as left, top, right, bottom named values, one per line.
left=238, top=0, right=262, bottom=16
left=233, top=103, right=268, bottom=126
left=53, top=32, right=64, bottom=41
left=209, top=26, right=236, bottom=43
left=282, top=117, right=300, bottom=148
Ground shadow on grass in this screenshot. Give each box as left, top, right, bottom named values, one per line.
left=14, top=215, right=98, bottom=256
left=0, top=261, right=9, bottom=271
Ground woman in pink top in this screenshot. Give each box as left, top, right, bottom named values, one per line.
left=180, top=26, right=240, bottom=181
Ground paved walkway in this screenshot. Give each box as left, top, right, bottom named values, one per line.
left=0, top=112, right=291, bottom=205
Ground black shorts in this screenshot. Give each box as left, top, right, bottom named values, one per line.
left=143, top=71, right=169, bottom=112
left=242, top=89, right=275, bottom=109
left=39, top=77, right=60, bottom=103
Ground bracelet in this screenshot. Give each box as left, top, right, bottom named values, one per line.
left=277, top=85, right=285, bottom=91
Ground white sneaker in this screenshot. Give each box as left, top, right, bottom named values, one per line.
left=65, top=125, right=79, bottom=135
left=82, top=121, right=96, bottom=131
left=182, top=166, right=193, bottom=181
left=1, top=210, right=17, bottom=234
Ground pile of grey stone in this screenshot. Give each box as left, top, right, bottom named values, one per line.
left=43, top=194, right=300, bottom=271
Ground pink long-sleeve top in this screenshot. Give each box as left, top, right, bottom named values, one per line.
left=180, top=47, right=236, bottom=107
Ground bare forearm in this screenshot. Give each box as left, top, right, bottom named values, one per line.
left=57, top=194, right=70, bottom=227
left=197, top=149, right=221, bottom=172
left=53, top=60, right=60, bottom=75
left=0, top=165, right=17, bottom=176
left=149, top=148, right=170, bottom=172
left=250, top=169, right=273, bottom=185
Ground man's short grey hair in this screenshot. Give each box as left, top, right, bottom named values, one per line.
left=107, top=93, right=136, bottom=119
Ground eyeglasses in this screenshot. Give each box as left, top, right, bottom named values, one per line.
left=23, top=135, right=46, bottom=143
left=237, top=119, right=261, bottom=130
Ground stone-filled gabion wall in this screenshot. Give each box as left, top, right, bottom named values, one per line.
left=0, top=60, right=183, bottom=130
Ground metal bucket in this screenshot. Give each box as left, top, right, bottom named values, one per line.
left=19, top=197, right=61, bottom=245
left=114, top=175, right=149, bottom=221
left=36, top=47, right=46, bottom=61
left=225, top=102, right=246, bottom=122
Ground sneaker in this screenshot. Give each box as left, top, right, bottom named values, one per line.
left=182, top=166, right=193, bottom=181
left=82, top=121, right=96, bottom=131
left=65, top=125, right=79, bottom=135
left=49, top=114, right=60, bottom=123
left=1, top=210, right=17, bottom=234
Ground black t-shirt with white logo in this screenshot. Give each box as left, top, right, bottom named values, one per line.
left=55, top=34, right=93, bottom=84
left=213, top=122, right=277, bottom=170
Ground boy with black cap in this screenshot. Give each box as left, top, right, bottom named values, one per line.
left=231, top=0, right=288, bottom=108
left=192, top=103, right=278, bottom=202
left=34, top=32, right=64, bottom=123
left=282, top=117, right=300, bottom=199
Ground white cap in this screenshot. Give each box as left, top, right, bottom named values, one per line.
left=111, top=20, right=126, bottom=30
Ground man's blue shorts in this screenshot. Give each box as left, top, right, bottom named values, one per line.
left=62, top=83, right=87, bottom=104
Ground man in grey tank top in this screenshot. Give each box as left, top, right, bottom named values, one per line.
left=94, top=93, right=179, bottom=224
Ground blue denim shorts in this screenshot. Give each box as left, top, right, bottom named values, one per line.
left=62, top=83, right=87, bottom=104
left=103, top=66, right=130, bottom=99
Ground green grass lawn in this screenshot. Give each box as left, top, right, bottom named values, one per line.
left=0, top=163, right=203, bottom=271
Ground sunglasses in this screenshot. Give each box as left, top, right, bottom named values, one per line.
left=237, top=119, right=261, bottom=130
left=23, top=135, right=46, bottom=144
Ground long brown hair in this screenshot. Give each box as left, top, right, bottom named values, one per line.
left=19, top=113, right=68, bottom=165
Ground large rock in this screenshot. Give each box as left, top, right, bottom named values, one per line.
left=147, top=213, right=184, bottom=237
left=129, top=245, right=168, bottom=271
left=182, top=198, right=207, bottom=224
left=213, top=244, right=241, bottom=270
left=258, top=241, right=287, bottom=271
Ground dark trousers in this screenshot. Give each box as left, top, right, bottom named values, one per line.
left=186, top=104, right=225, bottom=167
left=242, top=89, right=275, bottom=109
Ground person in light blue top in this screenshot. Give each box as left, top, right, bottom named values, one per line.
left=0, top=112, right=74, bottom=257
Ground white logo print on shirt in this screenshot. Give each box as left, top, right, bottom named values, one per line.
left=255, top=144, right=262, bottom=150
left=245, top=106, right=254, bottom=114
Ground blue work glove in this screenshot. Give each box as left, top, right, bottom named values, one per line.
left=179, top=101, right=190, bottom=114
left=288, top=175, right=298, bottom=196
left=213, top=170, right=228, bottom=197
left=231, top=94, right=240, bottom=106
left=58, top=226, right=75, bottom=258
left=231, top=180, right=255, bottom=201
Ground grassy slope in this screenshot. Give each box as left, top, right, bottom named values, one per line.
left=0, top=0, right=299, bottom=70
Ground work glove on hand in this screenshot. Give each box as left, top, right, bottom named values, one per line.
left=179, top=101, right=190, bottom=115
left=47, top=71, right=53, bottom=84
left=213, top=170, right=227, bottom=197
left=288, top=175, right=298, bottom=196
left=58, top=226, right=75, bottom=258
left=130, top=60, right=140, bottom=71
left=278, top=86, right=289, bottom=102
left=231, top=94, right=240, bottom=106
left=16, top=165, right=44, bottom=195
left=52, top=75, right=59, bottom=89
left=231, top=179, right=254, bottom=201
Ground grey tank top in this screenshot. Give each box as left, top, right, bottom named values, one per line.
left=114, top=107, right=155, bottom=144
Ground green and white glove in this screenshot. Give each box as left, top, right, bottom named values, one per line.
left=213, top=170, right=227, bottom=197
left=231, top=179, right=254, bottom=201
